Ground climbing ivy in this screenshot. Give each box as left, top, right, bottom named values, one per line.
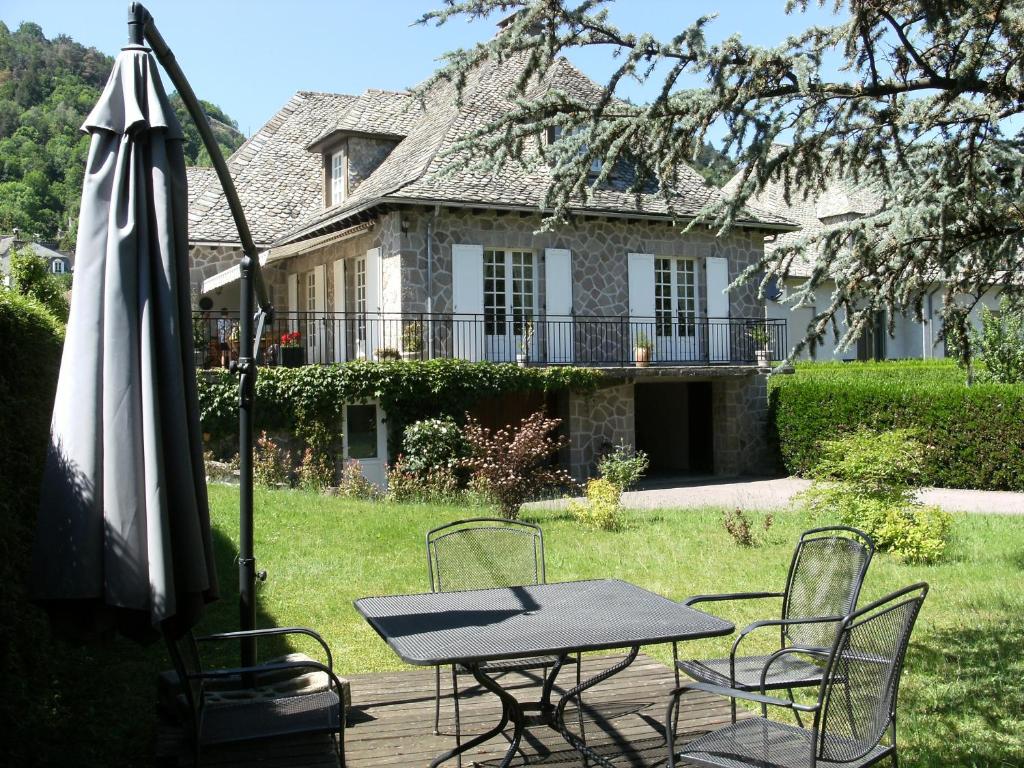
left=197, top=359, right=603, bottom=453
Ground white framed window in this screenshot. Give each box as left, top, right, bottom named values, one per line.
left=51, top=259, right=65, bottom=274
left=330, top=150, right=345, bottom=206
left=655, top=257, right=697, bottom=337
left=305, top=270, right=318, bottom=348
left=355, top=256, right=366, bottom=341
left=483, top=248, right=534, bottom=336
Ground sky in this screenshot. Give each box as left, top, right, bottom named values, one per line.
left=1, top=1, right=845, bottom=141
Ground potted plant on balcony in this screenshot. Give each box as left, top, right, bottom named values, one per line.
left=280, top=330, right=304, bottom=367
left=634, top=331, right=653, bottom=367
left=749, top=324, right=772, bottom=368
left=516, top=320, right=535, bottom=366
left=376, top=346, right=401, bottom=361
left=401, top=320, right=424, bottom=361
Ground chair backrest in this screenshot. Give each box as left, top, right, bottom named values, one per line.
left=163, top=628, right=205, bottom=732
left=781, top=526, right=874, bottom=650
left=814, top=583, right=928, bottom=764
left=426, top=517, right=545, bottom=592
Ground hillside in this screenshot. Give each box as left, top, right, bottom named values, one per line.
left=0, top=21, right=245, bottom=248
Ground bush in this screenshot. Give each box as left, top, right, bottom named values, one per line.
left=799, top=428, right=953, bottom=564
left=253, top=431, right=291, bottom=487
left=297, top=447, right=335, bottom=491
left=7, top=247, right=70, bottom=321
left=461, top=410, right=578, bottom=519
left=969, top=297, right=1024, bottom=384
left=334, top=459, right=379, bottom=499
left=569, top=477, right=623, bottom=530
left=597, top=442, right=649, bottom=490
left=402, top=416, right=464, bottom=475
left=386, top=457, right=460, bottom=503
left=722, top=507, right=774, bottom=547
left=770, top=362, right=1024, bottom=490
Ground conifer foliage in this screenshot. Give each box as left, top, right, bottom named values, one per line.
left=419, top=1, right=1024, bottom=359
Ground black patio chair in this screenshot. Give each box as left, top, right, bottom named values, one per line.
left=667, top=582, right=928, bottom=768
left=675, top=526, right=874, bottom=723
left=164, top=626, right=346, bottom=766
left=426, top=518, right=581, bottom=758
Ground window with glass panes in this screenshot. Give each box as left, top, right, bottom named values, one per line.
left=331, top=151, right=345, bottom=206
left=654, top=257, right=697, bottom=337
left=306, top=271, right=318, bottom=348
left=355, top=257, right=366, bottom=341
left=484, top=249, right=534, bottom=336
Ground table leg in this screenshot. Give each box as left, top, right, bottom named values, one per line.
left=553, top=645, right=641, bottom=768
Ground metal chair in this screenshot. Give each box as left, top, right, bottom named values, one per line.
left=667, top=582, right=928, bottom=768
left=426, top=518, right=580, bottom=759
left=675, top=526, right=875, bottom=722
left=164, top=626, right=346, bottom=766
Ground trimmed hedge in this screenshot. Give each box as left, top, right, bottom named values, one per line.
left=197, top=358, right=604, bottom=452
left=770, top=362, right=1024, bottom=491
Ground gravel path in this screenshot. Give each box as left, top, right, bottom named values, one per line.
left=534, top=476, right=1024, bottom=514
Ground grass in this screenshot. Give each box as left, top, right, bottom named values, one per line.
left=197, top=485, right=1023, bottom=768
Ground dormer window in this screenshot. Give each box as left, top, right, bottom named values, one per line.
left=546, top=125, right=602, bottom=173
left=51, top=259, right=65, bottom=274
left=331, top=150, right=346, bottom=206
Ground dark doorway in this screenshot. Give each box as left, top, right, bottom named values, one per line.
left=634, top=382, right=714, bottom=475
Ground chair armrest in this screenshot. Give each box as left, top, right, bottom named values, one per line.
left=758, top=646, right=828, bottom=695
left=683, top=591, right=783, bottom=608
left=730, top=615, right=841, bottom=672
left=669, top=681, right=820, bottom=712
left=197, top=627, right=334, bottom=671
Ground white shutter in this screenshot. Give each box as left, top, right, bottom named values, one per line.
left=364, top=247, right=382, bottom=358
left=627, top=252, right=655, bottom=363
left=333, top=259, right=346, bottom=362
left=705, top=256, right=731, bottom=361
left=313, top=264, right=326, bottom=363
left=286, top=272, right=299, bottom=332
left=452, top=243, right=484, bottom=361
left=544, top=248, right=573, bottom=363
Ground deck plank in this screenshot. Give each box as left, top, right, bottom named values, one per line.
left=159, top=653, right=745, bottom=767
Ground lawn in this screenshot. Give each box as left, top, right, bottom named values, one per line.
left=194, top=485, right=1023, bottom=768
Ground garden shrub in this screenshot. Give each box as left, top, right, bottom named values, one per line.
left=799, top=428, right=953, bottom=564
left=334, top=459, right=379, bottom=500
left=597, top=441, right=649, bottom=490
left=967, top=297, right=1024, bottom=384
left=722, top=507, right=774, bottom=547
left=402, top=416, right=464, bottom=475
left=569, top=477, right=623, bottom=530
left=253, top=431, right=291, bottom=487
left=461, top=410, right=578, bottom=519
left=770, top=362, right=1024, bottom=490
left=386, top=457, right=460, bottom=503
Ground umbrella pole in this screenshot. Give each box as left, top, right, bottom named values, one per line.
left=130, top=3, right=273, bottom=669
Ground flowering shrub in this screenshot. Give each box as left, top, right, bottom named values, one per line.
left=722, top=507, right=774, bottom=547
left=297, top=446, right=334, bottom=491
left=386, top=457, right=460, bottom=503
left=335, top=459, right=379, bottom=499
left=254, top=431, right=292, bottom=487
left=569, top=478, right=623, bottom=530
left=460, top=410, right=578, bottom=519
left=403, top=416, right=464, bottom=475
left=281, top=330, right=301, bottom=348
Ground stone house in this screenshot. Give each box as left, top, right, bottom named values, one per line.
left=1, top=234, right=73, bottom=286
left=188, top=54, right=794, bottom=485
left=726, top=149, right=1003, bottom=361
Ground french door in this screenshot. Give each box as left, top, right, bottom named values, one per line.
left=484, top=248, right=535, bottom=362
left=304, top=270, right=319, bottom=361
left=654, top=257, right=700, bottom=361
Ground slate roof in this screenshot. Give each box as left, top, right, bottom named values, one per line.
left=723, top=145, right=883, bottom=277
left=189, top=55, right=793, bottom=249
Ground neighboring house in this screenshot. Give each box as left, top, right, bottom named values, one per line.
left=0, top=233, right=74, bottom=286
left=725, top=149, right=1002, bottom=361
left=188, top=53, right=795, bottom=484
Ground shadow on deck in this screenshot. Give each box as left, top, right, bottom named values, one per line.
left=160, top=653, right=742, bottom=767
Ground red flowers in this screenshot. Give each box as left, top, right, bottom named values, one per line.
left=281, top=330, right=302, bottom=347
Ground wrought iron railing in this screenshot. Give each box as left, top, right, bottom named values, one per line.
left=192, top=312, right=786, bottom=369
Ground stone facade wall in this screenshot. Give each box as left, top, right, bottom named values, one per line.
left=567, top=383, right=636, bottom=480
left=190, top=243, right=244, bottom=295
left=711, top=373, right=772, bottom=476
left=348, top=137, right=398, bottom=193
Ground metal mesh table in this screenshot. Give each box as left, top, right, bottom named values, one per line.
left=355, top=579, right=734, bottom=767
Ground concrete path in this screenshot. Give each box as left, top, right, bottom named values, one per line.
left=537, top=476, right=1024, bottom=514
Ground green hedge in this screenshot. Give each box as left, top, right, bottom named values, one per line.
left=197, top=358, right=604, bottom=451
left=771, top=362, right=1024, bottom=490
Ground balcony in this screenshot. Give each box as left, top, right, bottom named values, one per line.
left=193, top=312, right=786, bottom=369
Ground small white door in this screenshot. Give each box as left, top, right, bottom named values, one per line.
left=627, top=252, right=656, bottom=363
left=545, top=248, right=573, bottom=363
left=654, top=256, right=701, bottom=362
left=705, top=255, right=731, bottom=360
left=332, top=258, right=347, bottom=362
left=452, top=243, right=484, bottom=361
left=343, top=401, right=388, bottom=488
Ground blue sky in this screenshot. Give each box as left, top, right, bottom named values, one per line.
left=1, top=1, right=844, bottom=140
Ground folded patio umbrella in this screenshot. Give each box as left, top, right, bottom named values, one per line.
left=31, top=42, right=217, bottom=643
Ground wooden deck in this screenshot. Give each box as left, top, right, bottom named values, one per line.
left=162, top=653, right=742, bottom=767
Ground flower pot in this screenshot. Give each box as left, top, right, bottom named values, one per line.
left=755, top=349, right=770, bottom=368
left=280, top=346, right=305, bottom=368
left=634, top=347, right=651, bottom=367
left=401, top=350, right=420, bottom=362
left=516, top=353, right=528, bottom=367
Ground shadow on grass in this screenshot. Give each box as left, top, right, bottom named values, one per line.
left=902, top=617, right=1024, bottom=767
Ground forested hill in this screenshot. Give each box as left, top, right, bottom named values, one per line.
left=0, top=21, right=245, bottom=248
